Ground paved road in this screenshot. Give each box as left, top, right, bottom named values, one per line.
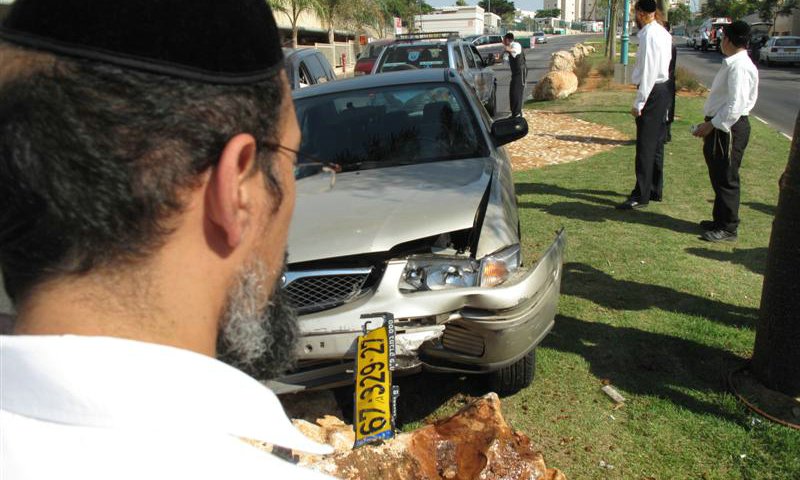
left=673, top=41, right=799, bottom=139
left=492, top=34, right=603, bottom=118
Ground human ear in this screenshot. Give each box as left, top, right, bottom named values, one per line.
left=206, top=134, right=258, bottom=249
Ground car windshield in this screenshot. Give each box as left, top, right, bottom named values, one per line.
left=294, top=83, right=487, bottom=171
left=376, top=44, right=449, bottom=72
left=775, top=38, right=800, bottom=47
left=534, top=32, right=544, bottom=36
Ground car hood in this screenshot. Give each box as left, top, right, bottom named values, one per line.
left=288, top=158, right=492, bottom=264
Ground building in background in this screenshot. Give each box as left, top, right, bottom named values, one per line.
left=485, top=11, right=502, bottom=34
left=543, top=0, right=578, bottom=23
left=414, top=5, right=486, bottom=36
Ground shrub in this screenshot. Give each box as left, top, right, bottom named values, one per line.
left=574, top=59, right=592, bottom=86
left=597, top=60, right=615, bottom=79
left=675, top=66, right=706, bottom=93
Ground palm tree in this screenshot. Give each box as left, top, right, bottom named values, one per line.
left=269, top=0, right=319, bottom=48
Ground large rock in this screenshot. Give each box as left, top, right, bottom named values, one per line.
left=300, top=393, right=566, bottom=480
left=549, top=51, right=575, bottom=72
left=569, top=45, right=585, bottom=62
left=533, top=71, right=579, bottom=101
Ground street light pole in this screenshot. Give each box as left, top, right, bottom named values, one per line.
left=621, top=0, right=631, bottom=66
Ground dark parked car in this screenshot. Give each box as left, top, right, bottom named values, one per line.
left=372, top=33, right=497, bottom=115
left=355, top=39, right=393, bottom=76
left=269, top=69, right=566, bottom=395
left=283, top=48, right=337, bottom=90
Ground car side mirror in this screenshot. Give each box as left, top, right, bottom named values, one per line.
left=485, top=55, right=495, bottom=66
left=491, top=116, right=528, bottom=146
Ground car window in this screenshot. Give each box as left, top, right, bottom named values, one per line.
left=377, top=44, right=449, bottom=72
left=775, top=38, right=800, bottom=47
left=453, top=46, right=464, bottom=71
left=298, top=62, right=313, bottom=87
left=305, top=55, right=329, bottom=83
left=463, top=44, right=476, bottom=68
left=469, top=46, right=484, bottom=67
left=490, top=35, right=502, bottom=44
left=294, top=83, right=488, bottom=170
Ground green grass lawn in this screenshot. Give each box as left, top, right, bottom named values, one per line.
left=502, top=90, right=799, bottom=479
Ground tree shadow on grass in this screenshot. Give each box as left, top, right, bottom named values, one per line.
left=553, top=135, right=634, bottom=146
left=564, top=263, right=758, bottom=328
left=516, top=182, right=700, bottom=235
left=543, top=314, right=747, bottom=422
left=742, top=201, right=776, bottom=217
left=685, top=247, right=768, bottom=276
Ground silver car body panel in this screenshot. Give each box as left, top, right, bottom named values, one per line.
left=289, top=158, right=493, bottom=264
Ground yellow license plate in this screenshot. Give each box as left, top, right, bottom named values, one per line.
left=353, top=314, right=397, bottom=447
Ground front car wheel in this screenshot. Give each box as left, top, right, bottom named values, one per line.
left=487, top=348, right=536, bottom=396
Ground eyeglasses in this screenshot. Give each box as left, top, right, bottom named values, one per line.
left=265, top=142, right=341, bottom=189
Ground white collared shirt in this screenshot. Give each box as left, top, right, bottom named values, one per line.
left=631, top=21, right=672, bottom=112
left=508, top=41, right=522, bottom=58
left=0, top=335, right=336, bottom=480
left=703, top=50, right=759, bottom=133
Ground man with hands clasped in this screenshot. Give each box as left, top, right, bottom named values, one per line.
left=692, top=21, right=758, bottom=242
left=617, top=0, right=673, bottom=210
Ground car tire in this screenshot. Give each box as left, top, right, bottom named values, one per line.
left=488, top=348, right=536, bottom=396
left=766, top=58, right=773, bottom=67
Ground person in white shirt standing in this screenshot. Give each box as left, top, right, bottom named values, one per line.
left=0, top=0, right=336, bottom=478
left=617, top=0, right=673, bottom=210
left=693, top=21, right=759, bottom=242
left=503, top=32, right=525, bottom=117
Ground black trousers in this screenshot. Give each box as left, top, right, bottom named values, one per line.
left=509, top=73, right=523, bottom=117
left=703, top=116, right=750, bottom=232
left=632, top=82, right=670, bottom=202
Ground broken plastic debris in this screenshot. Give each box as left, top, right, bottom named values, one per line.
left=599, top=460, right=615, bottom=469
left=601, top=385, right=626, bottom=404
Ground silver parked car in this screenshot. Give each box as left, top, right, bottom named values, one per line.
left=372, top=32, right=498, bottom=116
left=270, top=69, right=566, bottom=395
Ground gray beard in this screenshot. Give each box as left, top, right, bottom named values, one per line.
left=216, top=259, right=299, bottom=380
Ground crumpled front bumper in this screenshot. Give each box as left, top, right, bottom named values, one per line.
left=270, top=230, right=566, bottom=393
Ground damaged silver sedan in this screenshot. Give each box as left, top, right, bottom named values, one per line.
left=270, top=69, right=565, bottom=395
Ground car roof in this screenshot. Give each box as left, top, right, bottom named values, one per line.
left=282, top=48, right=321, bottom=60
left=292, top=69, right=460, bottom=100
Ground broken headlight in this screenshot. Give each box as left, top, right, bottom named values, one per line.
left=399, top=245, right=521, bottom=292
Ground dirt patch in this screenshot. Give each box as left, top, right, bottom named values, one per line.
left=507, top=109, right=632, bottom=171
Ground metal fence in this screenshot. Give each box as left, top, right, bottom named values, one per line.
left=312, top=41, right=357, bottom=70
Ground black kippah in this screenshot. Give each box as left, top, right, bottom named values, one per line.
left=636, top=0, right=657, bottom=13
left=724, top=20, right=751, bottom=38
left=0, top=0, right=285, bottom=84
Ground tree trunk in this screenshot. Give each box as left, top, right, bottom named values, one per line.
left=292, top=24, right=299, bottom=48
left=751, top=111, right=800, bottom=397
left=607, top=14, right=617, bottom=61
left=328, top=22, right=335, bottom=45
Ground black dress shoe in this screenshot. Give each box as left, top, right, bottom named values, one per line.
left=650, top=194, right=662, bottom=202
left=699, top=220, right=716, bottom=230
left=616, top=198, right=648, bottom=210
left=701, top=229, right=737, bottom=242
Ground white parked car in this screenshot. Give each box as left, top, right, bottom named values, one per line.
left=759, top=36, right=800, bottom=66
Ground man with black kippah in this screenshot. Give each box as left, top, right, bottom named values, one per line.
left=0, top=0, right=336, bottom=478
left=693, top=20, right=758, bottom=242
left=617, top=0, right=673, bottom=210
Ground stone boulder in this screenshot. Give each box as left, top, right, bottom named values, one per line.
left=549, top=50, right=576, bottom=72
left=570, top=45, right=585, bottom=62
left=533, top=71, right=579, bottom=101
left=300, top=393, right=566, bottom=480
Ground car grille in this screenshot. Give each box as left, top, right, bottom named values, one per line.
left=442, top=324, right=485, bottom=357
left=283, top=268, right=372, bottom=315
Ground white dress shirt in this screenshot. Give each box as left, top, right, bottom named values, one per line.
left=703, top=50, right=759, bottom=133
left=0, top=335, right=336, bottom=480
left=508, top=41, right=522, bottom=57
left=631, top=21, right=672, bottom=112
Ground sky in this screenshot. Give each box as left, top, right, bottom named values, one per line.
left=427, top=0, right=546, bottom=13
